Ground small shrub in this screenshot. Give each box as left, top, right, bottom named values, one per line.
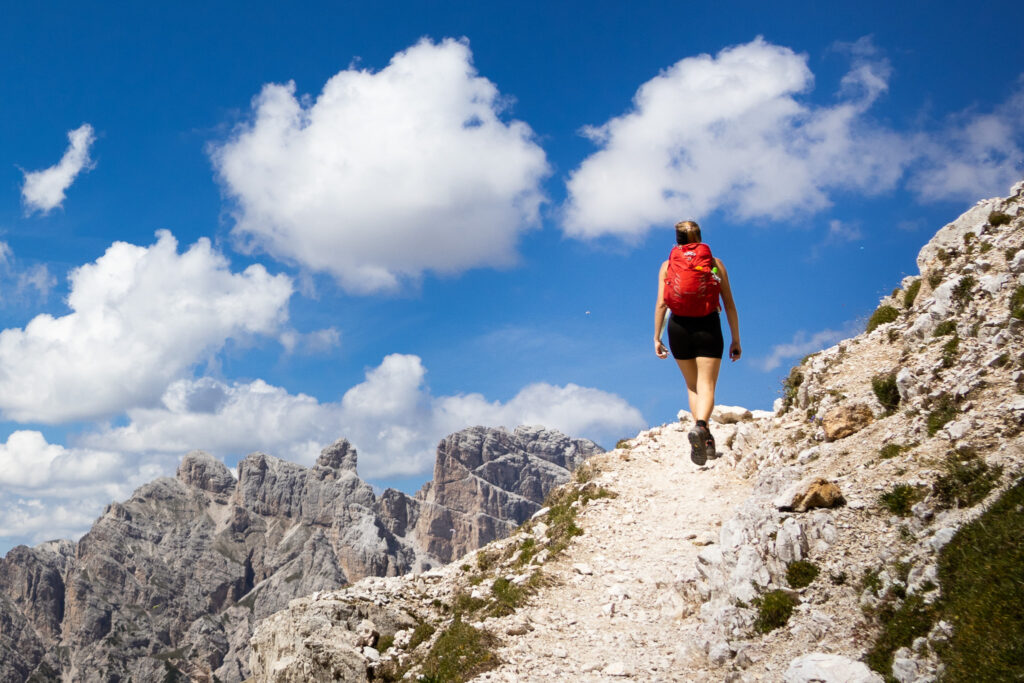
left=574, top=462, right=599, bottom=483
left=988, top=210, right=1012, bottom=226
left=936, top=477, right=1024, bottom=681
left=941, top=335, right=960, bottom=368
left=880, top=484, right=925, bottom=517
left=952, top=275, right=976, bottom=306
left=1011, top=286, right=1024, bottom=321
left=408, top=622, right=436, bottom=650
left=375, top=634, right=395, bottom=653
left=489, top=577, right=528, bottom=617
left=475, top=550, right=496, bottom=572
left=927, top=270, right=943, bottom=288
left=979, top=241, right=993, bottom=254
left=933, top=320, right=957, bottom=337
left=937, top=249, right=953, bottom=265
left=865, top=594, right=936, bottom=675
left=780, top=367, right=804, bottom=413
left=614, top=439, right=631, bottom=450
left=786, top=560, right=820, bottom=589
left=753, top=590, right=799, bottom=633
left=866, top=304, right=900, bottom=333
left=861, top=567, right=883, bottom=595
left=880, top=443, right=910, bottom=459
left=871, top=372, right=900, bottom=413
left=932, top=449, right=1003, bottom=509
left=516, top=537, right=537, bottom=566
left=420, top=616, right=500, bottom=682
left=453, top=592, right=486, bottom=616
left=926, top=393, right=957, bottom=436
left=903, top=279, right=922, bottom=308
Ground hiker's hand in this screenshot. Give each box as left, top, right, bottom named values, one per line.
left=655, top=339, right=669, bottom=359
left=729, top=341, right=742, bottom=361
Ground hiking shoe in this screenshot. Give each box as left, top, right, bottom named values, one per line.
left=688, top=426, right=708, bottom=466
left=705, top=430, right=717, bottom=459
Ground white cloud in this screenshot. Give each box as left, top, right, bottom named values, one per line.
left=754, top=326, right=854, bottom=372
left=0, top=430, right=170, bottom=546
left=211, top=37, right=549, bottom=293
left=563, top=37, right=909, bottom=241
left=0, top=230, right=293, bottom=423
left=0, top=242, right=57, bottom=304
left=21, top=123, right=96, bottom=214
left=81, top=353, right=646, bottom=479
left=279, top=326, right=341, bottom=355
left=908, top=82, right=1024, bottom=202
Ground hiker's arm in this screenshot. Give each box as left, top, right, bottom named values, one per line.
left=716, top=258, right=742, bottom=361
left=654, top=261, right=669, bottom=358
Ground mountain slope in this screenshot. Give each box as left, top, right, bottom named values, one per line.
left=250, top=180, right=1024, bottom=682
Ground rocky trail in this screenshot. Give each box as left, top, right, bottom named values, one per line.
left=474, top=422, right=752, bottom=681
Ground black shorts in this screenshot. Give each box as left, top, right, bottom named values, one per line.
left=668, top=312, right=724, bottom=360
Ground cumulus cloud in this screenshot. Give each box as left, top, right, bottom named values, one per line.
left=0, top=231, right=293, bottom=423
left=754, top=326, right=854, bottom=372
left=212, top=38, right=549, bottom=293
left=0, top=430, right=169, bottom=546
left=908, top=81, right=1024, bottom=202
left=81, top=353, right=646, bottom=478
left=0, top=242, right=56, bottom=304
left=21, top=124, right=96, bottom=214
left=563, top=37, right=908, bottom=240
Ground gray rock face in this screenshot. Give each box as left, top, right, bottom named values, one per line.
left=0, top=426, right=599, bottom=681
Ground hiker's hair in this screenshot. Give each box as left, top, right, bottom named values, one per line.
left=675, top=220, right=701, bottom=245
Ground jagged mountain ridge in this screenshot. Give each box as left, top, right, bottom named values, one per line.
left=248, top=181, right=1024, bottom=682
left=0, top=425, right=602, bottom=682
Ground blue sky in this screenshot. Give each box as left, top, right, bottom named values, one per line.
left=0, top=0, right=1021, bottom=552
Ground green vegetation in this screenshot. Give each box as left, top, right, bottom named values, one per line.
left=375, top=634, right=395, bottom=653
left=1007, top=246, right=1021, bottom=262
left=871, top=372, right=901, bottom=414
left=1011, top=285, right=1024, bottom=321
left=861, top=567, right=883, bottom=595
left=780, top=366, right=804, bottom=414
left=934, top=477, right=1024, bottom=681
left=932, top=449, right=1002, bottom=510
left=927, top=270, right=943, bottom=289
left=867, top=304, right=900, bottom=333
left=879, top=484, right=925, bottom=517
left=933, top=320, right=957, bottom=337
left=903, top=279, right=922, bottom=308
left=536, top=482, right=616, bottom=557
left=489, top=577, right=529, bottom=617
left=879, top=442, right=911, bottom=460
left=516, top=537, right=537, bottom=566
left=937, top=248, right=953, bottom=265
left=574, top=461, right=599, bottom=483
left=614, top=439, right=631, bottom=450
left=941, top=334, right=960, bottom=368
left=952, top=275, right=976, bottom=306
left=786, top=560, right=820, bottom=589
left=419, top=615, right=500, bottom=682
left=408, top=622, right=436, bottom=650
left=865, top=594, right=937, bottom=676
left=979, top=241, right=993, bottom=254
left=927, top=393, right=957, bottom=436
left=988, top=210, right=1012, bottom=226
left=475, top=549, right=496, bottom=572
left=753, top=590, right=799, bottom=633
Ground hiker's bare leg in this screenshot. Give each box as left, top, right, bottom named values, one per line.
left=677, top=356, right=721, bottom=422
left=676, top=358, right=700, bottom=418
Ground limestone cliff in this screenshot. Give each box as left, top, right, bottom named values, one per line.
left=0, top=425, right=599, bottom=682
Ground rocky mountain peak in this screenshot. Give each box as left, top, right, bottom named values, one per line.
left=315, top=438, right=359, bottom=473
left=177, top=449, right=236, bottom=494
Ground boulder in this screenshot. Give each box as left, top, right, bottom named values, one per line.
left=784, top=653, right=884, bottom=683
left=775, top=478, right=845, bottom=513
left=822, top=404, right=873, bottom=441
left=711, top=405, right=753, bottom=424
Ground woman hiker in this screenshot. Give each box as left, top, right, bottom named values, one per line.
left=654, top=220, right=741, bottom=465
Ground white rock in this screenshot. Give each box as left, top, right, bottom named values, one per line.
left=604, top=661, right=631, bottom=676
left=573, top=563, right=593, bottom=576
left=712, top=405, right=753, bottom=424
left=784, top=652, right=885, bottom=683
left=944, top=418, right=971, bottom=441
left=897, top=368, right=923, bottom=401
left=531, top=506, right=550, bottom=519
left=362, top=646, right=380, bottom=662
left=891, top=649, right=918, bottom=683
left=708, top=641, right=733, bottom=665
left=980, top=273, right=1009, bottom=294
left=1010, top=249, right=1024, bottom=274
left=552, top=647, right=567, bottom=658
left=929, top=527, right=956, bottom=551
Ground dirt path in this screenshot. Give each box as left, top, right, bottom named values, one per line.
left=472, top=421, right=752, bottom=682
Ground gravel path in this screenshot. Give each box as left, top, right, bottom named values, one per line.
left=472, top=422, right=751, bottom=682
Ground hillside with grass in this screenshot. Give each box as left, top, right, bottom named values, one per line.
left=249, top=181, right=1024, bottom=683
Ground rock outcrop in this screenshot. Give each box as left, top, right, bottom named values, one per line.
left=245, top=181, right=1024, bottom=682
left=0, top=426, right=599, bottom=681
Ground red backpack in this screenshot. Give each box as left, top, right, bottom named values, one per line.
left=663, top=242, right=721, bottom=317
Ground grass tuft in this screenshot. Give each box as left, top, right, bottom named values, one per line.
left=866, top=304, right=900, bottom=333
left=753, top=590, right=799, bottom=633
left=865, top=594, right=936, bottom=675
left=988, top=210, right=1012, bottom=226
left=927, top=270, right=943, bottom=289
left=420, top=616, right=500, bottom=682
left=880, top=442, right=911, bottom=460
left=903, top=279, right=922, bottom=308
left=952, top=275, right=976, bottom=306
left=879, top=484, right=925, bottom=517
left=780, top=367, right=804, bottom=414
left=933, top=320, right=957, bottom=337
left=926, top=393, right=957, bottom=436
left=1011, top=286, right=1024, bottom=321
left=786, top=560, right=820, bottom=589
left=932, top=449, right=1002, bottom=509
left=941, top=334, right=960, bottom=368
left=871, top=372, right=900, bottom=414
